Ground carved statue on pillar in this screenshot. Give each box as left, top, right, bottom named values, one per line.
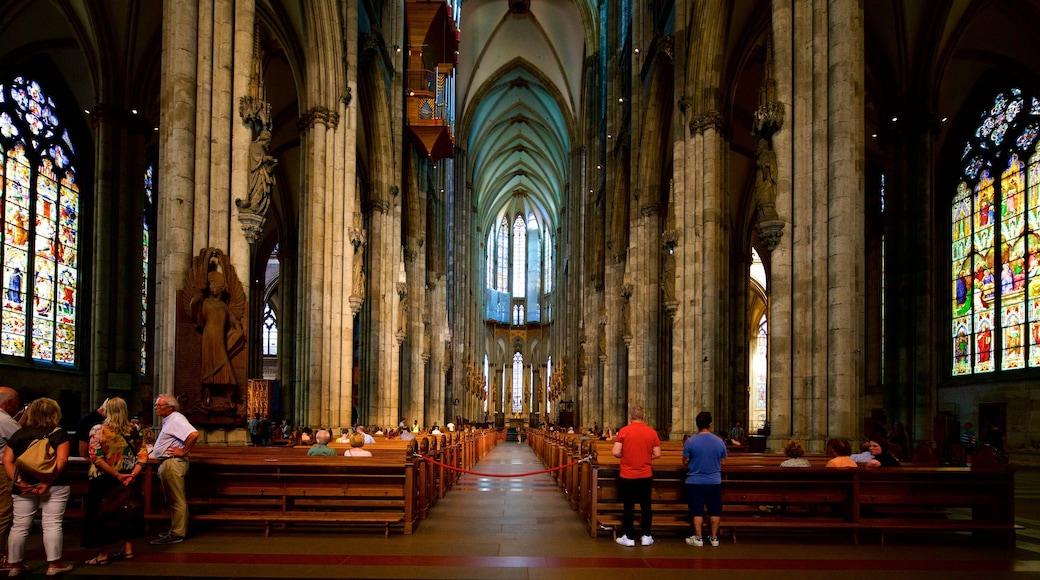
left=240, top=129, right=277, bottom=215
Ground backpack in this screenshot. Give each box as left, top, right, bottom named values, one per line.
left=15, top=428, right=61, bottom=482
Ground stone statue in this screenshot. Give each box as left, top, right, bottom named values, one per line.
left=239, top=129, right=277, bottom=214
left=754, top=138, right=778, bottom=219
left=183, top=249, right=246, bottom=385
left=661, top=251, right=676, bottom=303
left=352, top=244, right=366, bottom=300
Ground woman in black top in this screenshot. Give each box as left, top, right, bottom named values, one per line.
left=2, top=398, right=73, bottom=576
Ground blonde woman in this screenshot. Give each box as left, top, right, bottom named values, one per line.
left=2, top=398, right=73, bottom=576
left=343, top=432, right=372, bottom=457
left=83, top=397, right=146, bottom=566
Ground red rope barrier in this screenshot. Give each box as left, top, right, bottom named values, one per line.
left=419, top=455, right=582, bottom=478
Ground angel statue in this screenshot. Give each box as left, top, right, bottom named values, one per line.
left=183, top=248, right=246, bottom=385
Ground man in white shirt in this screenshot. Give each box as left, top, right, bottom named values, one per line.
left=356, top=425, right=376, bottom=445
left=149, top=394, right=198, bottom=545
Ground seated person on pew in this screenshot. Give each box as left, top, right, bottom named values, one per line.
left=336, top=429, right=350, bottom=443
left=861, top=438, right=899, bottom=467
left=780, top=439, right=811, bottom=467
left=356, top=425, right=376, bottom=445
left=825, top=439, right=857, bottom=468
left=343, top=432, right=373, bottom=457
left=307, top=429, right=337, bottom=456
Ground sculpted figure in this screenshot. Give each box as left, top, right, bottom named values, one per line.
left=184, top=249, right=246, bottom=385
left=754, top=138, right=779, bottom=218
left=353, top=244, right=366, bottom=300
left=240, top=129, right=277, bottom=214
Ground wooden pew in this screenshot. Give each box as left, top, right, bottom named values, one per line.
left=529, top=429, right=1018, bottom=546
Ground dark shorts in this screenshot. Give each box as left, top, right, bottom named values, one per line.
left=687, top=483, right=723, bottom=517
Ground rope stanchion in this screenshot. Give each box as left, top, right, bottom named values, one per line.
left=416, top=454, right=590, bottom=478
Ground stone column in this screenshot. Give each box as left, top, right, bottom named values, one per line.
left=825, top=0, right=865, bottom=441
left=769, top=0, right=864, bottom=451
left=156, top=0, right=200, bottom=395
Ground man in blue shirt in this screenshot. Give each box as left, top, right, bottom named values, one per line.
left=682, top=411, right=727, bottom=547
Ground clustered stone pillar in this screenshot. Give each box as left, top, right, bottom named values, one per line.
left=768, top=0, right=865, bottom=452
left=156, top=0, right=255, bottom=399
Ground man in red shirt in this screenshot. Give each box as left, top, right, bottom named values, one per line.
left=611, top=405, right=662, bottom=546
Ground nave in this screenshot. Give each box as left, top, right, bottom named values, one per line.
left=15, top=443, right=1040, bottom=579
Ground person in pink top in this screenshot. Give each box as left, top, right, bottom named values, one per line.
left=611, top=406, right=662, bottom=547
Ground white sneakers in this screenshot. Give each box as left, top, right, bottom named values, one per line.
left=616, top=535, right=636, bottom=547
left=708, top=536, right=720, bottom=547
left=640, top=535, right=654, bottom=546
left=685, top=535, right=704, bottom=546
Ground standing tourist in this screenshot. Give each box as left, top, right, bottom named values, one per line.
left=611, top=405, right=661, bottom=547
left=149, top=394, right=198, bottom=545
left=83, top=397, right=146, bottom=565
left=683, top=411, right=727, bottom=547
left=3, top=398, right=73, bottom=576
left=0, top=387, right=21, bottom=569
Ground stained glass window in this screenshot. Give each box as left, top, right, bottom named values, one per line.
left=496, top=218, right=508, bottom=291
left=511, top=352, right=523, bottom=413
left=1, top=77, right=80, bottom=365
left=951, top=87, right=1040, bottom=375
left=544, top=230, right=552, bottom=293
left=512, top=215, right=525, bottom=298
left=141, top=165, right=154, bottom=374
left=486, top=231, right=494, bottom=289
left=262, top=302, right=277, bottom=356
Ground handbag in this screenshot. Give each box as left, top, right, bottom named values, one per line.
left=97, top=484, right=145, bottom=529
left=15, top=428, right=60, bottom=481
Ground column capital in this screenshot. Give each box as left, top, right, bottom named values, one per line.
left=689, top=110, right=729, bottom=138
left=298, top=106, right=339, bottom=132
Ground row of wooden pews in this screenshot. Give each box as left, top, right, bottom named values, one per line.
left=527, top=430, right=1019, bottom=546
left=64, top=429, right=497, bottom=537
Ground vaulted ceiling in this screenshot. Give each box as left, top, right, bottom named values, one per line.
left=457, top=0, right=588, bottom=235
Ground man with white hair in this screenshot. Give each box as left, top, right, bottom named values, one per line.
left=307, top=430, right=337, bottom=456
left=149, top=394, right=198, bottom=545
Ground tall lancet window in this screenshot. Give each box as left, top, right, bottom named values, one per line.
left=512, top=215, right=526, bottom=297
left=496, top=218, right=508, bottom=291
left=141, top=164, right=155, bottom=374
left=1, top=76, right=81, bottom=364
left=951, top=87, right=1040, bottom=375
left=544, top=230, right=552, bottom=293
left=486, top=231, right=494, bottom=288
left=512, top=352, right=524, bottom=413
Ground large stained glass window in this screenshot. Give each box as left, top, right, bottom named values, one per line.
left=512, top=215, right=525, bottom=298
left=141, top=165, right=154, bottom=374
left=511, top=352, right=523, bottom=413
left=952, top=87, right=1040, bottom=375
left=496, top=218, right=508, bottom=291
left=1, top=77, right=80, bottom=365
left=544, top=230, right=552, bottom=293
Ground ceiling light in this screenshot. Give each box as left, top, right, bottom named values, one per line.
left=618, top=98, right=624, bottom=103
left=871, top=133, right=877, bottom=138
left=891, top=116, right=898, bottom=122
left=941, top=117, right=948, bottom=123
left=634, top=48, right=640, bottom=55
left=131, top=109, right=138, bottom=115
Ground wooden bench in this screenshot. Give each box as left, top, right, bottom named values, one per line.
left=61, top=429, right=497, bottom=538
left=528, top=429, right=1019, bottom=546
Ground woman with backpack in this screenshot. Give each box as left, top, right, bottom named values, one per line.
left=2, top=397, right=73, bottom=576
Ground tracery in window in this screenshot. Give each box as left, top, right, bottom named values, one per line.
left=496, top=218, right=508, bottom=291
left=512, top=215, right=526, bottom=298
left=141, top=165, right=154, bottom=374
left=512, top=352, right=523, bottom=413
left=262, top=302, right=277, bottom=356
left=1, top=76, right=80, bottom=364
left=951, top=87, right=1040, bottom=375
left=544, top=230, right=552, bottom=293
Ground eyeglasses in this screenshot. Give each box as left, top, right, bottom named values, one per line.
left=154, top=403, right=170, bottom=408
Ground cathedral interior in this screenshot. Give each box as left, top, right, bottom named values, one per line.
left=0, top=0, right=1039, bottom=456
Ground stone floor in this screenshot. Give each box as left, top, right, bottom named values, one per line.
left=10, top=442, right=1040, bottom=579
